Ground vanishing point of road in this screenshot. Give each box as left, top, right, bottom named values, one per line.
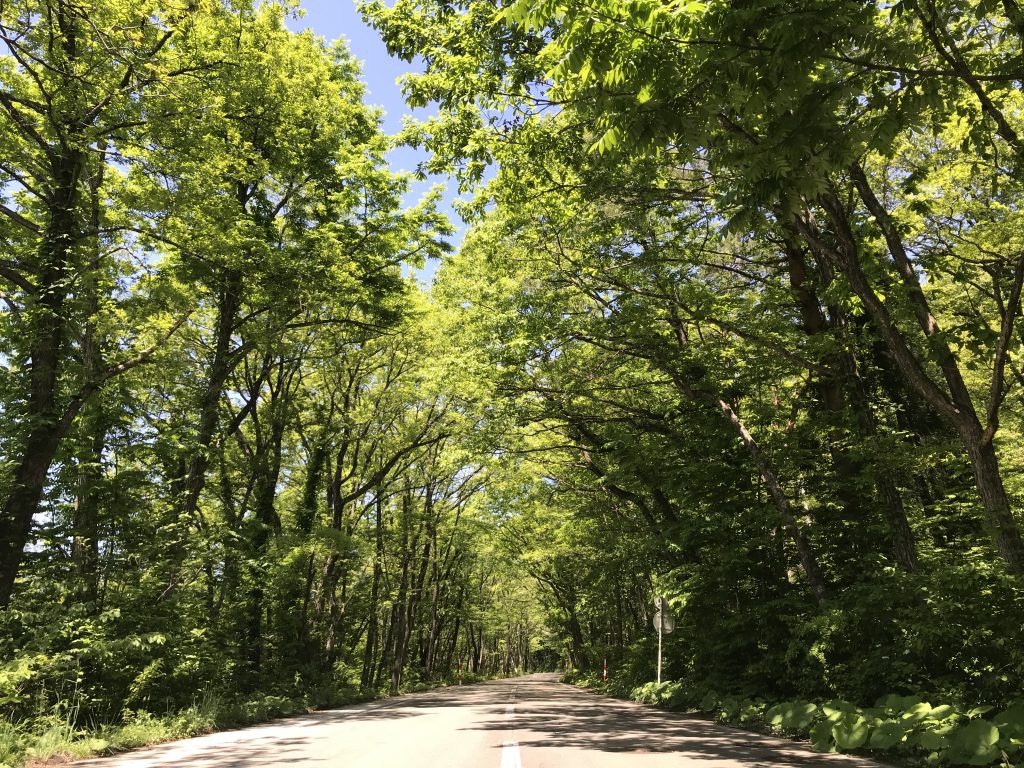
left=76, top=673, right=884, bottom=768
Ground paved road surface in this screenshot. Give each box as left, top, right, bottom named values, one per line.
left=76, top=673, right=884, bottom=768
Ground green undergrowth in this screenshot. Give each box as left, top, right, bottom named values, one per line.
left=0, top=691, right=364, bottom=768
left=566, top=674, right=1024, bottom=767
left=0, top=672, right=493, bottom=768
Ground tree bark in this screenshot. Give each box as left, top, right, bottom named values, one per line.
left=786, top=241, right=917, bottom=571
left=178, top=268, right=243, bottom=522
left=0, top=144, right=86, bottom=608
left=799, top=184, right=1024, bottom=572
left=360, top=501, right=385, bottom=689
left=71, top=144, right=109, bottom=607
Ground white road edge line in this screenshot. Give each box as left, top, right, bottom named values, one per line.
left=500, top=741, right=522, bottom=768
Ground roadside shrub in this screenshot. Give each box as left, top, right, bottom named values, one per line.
left=612, top=680, right=1024, bottom=767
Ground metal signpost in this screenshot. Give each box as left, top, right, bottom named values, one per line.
left=652, top=596, right=675, bottom=684
left=603, top=632, right=610, bottom=682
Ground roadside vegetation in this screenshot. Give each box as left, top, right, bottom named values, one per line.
left=368, top=0, right=1024, bottom=765
left=569, top=672, right=1024, bottom=766
left=3, top=0, right=1024, bottom=767
left=0, top=671, right=496, bottom=767
left=0, top=2, right=546, bottom=766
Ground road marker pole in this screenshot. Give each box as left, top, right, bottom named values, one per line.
left=653, top=596, right=675, bottom=684
left=604, top=630, right=611, bottom=683
left=656, top=607, right=663, bottom=685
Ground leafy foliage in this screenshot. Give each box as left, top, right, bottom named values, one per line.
left=4, top=0, right=1024, bottom=767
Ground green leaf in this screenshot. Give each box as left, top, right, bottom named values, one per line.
left=767, top=701, right=818, bottom=731
left=946, top=720, right=1000, bottom=766
left=901, top=702, right=933, bottom=724
left=591, top=126, right=623, bottom=154
left=497, top=0, right=536, bottom=25
left=719, top=696, right=740, bottom=720
left=822, top=699, right=858, bottom=718
left=927, top=705, right=956, bottom=722
left=832, top=713, right=870, bottom=750
left=917, top=729, right=950, bottom=751
left=869, top=720, right=907, bottom=749
left=810, top=720, right=837, bottom=752
left=699, top=692, right=719, bottom=712
left=992, top=703, right=1024, bottom=739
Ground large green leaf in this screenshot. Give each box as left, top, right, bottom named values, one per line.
left=699, top=692, right=719, bottom=712
left=833, top=713, right=870, bottom=750
left=719, top=697, right=740, bottom=720
left=767, top=701, right=818, bottom=732
left=821, top=699, right=858, bottom=720
left=810, top=720, right=837, bottom=753
left=917, top=730, right=950, bottom=751
left=869, top=720, right=908, bottom=749
left=927, top=705, right=957, bottom=722
left=946, top=721, right=1000, bottom=766
left=901, top=702, right=932, bottom=724
left=992, top=703, right=1024, bottom=739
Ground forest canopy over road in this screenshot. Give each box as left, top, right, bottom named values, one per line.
left=2, top=0, right=1024, bottom=765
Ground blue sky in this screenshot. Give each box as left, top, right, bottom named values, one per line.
left=288, top=1, right=463, bottom=284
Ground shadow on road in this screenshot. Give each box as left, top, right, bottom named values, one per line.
left=76, top=674, right=881, bottom=767
left=457, top=676, right=879, bottom=768
left=154, top=739, right=318, bottom=768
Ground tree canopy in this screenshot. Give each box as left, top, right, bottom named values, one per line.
left=3, top=0, right=1024, bottom=766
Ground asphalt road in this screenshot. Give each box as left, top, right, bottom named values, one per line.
left=75, top=673, right=884, bottom=768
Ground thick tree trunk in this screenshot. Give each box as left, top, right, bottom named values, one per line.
left=178, top=268, right=243, bottom=521
left=0, top=148, right=85, bottom=608
left=297, top=445, right=326, bottom=537
left=390, top=499, right=430, bottom=694
left=468, top=624, right=480, bottom=673
left=442, top=610, right=461, bottom=677
left=804, top=187, right=1024, bottom=572
left=787, top=242, right=917, bottom=571
left=71, top=150, right=109, bottom=607
left=389, top=496, right=413, bottom=694
left=965, top=433, right=1024, bottom=567
left=296, top=449, right=327, bottom=657
left=244, top=374, right=287, bottom=687
left=844, top=362, right=919, bottom=571
left=375, top=607, right=395, bottom=690
left=423, top=581, right=443, bottom=678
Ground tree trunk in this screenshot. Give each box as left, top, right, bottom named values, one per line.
left=965, top=433, right=1024, bottom=568
left=803, top=189, right=1024, bottom=572
left=361, top=496, right=386, bottom=688
left=178, top=268, right=243, bottom=522
left=0, top=146, right=86, bottom=608
left=72, top=417, right=106, bottom=605
left=787, top=242, right=917, bottom=571
left=713, top=394, right=829, bottom=602
left=71, top=147, right=109, bottom=608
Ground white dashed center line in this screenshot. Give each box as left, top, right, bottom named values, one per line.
left=501, top=741, right=522, bottom=768
left=501, top=689, right=521, bottom=768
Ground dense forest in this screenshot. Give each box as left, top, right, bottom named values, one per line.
left=2, top=0, right=1024, bottom=765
